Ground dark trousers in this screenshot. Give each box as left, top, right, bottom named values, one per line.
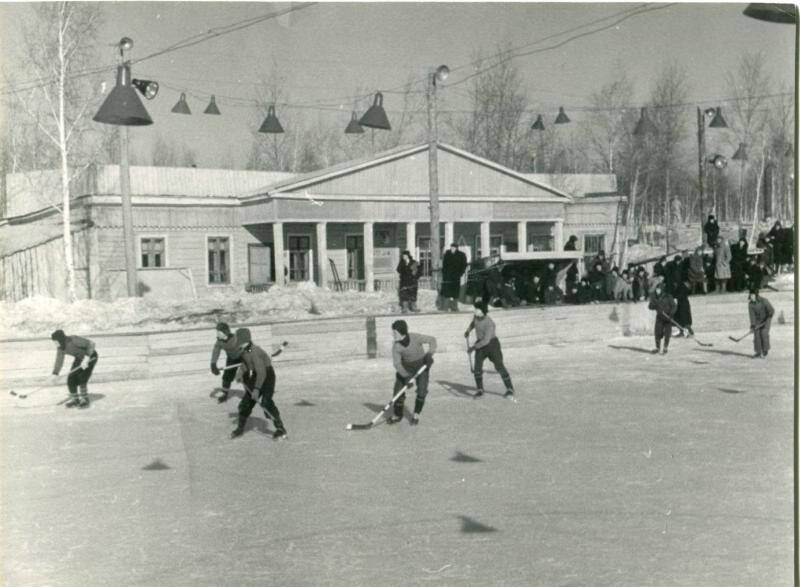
left=221, top=356, right=241, bottom=390
left=473, top=337, right=513, bottom=391
left=393, top=359, right=429, bottom=417
left=67, top=352, right=98, bottom=395
left=753, top=320, right=771, bottom=355
left=237, top=367, right=285, bottom=431
left=654, top=319, right=672, bottom=349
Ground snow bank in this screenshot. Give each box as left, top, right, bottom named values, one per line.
left=0, top=285, right=441, bottom=338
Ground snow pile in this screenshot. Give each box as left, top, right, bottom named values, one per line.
left=771, top=272, right=794, bottom=290
left=625, top=244, right=664, bottom=265
left=0, top=285, right=440, bottom=337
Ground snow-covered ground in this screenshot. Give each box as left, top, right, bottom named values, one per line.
left=0, top=283, right=441, bottom=338
left=1, top=326, right=793, bottom=585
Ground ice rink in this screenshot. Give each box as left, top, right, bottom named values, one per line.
left=1, top=327, right=794, bottom=585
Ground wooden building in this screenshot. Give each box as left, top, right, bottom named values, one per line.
left=0, top=142, right=624, bottom=301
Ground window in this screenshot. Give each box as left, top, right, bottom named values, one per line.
left=418, top=237, right=432, bottom=277
left=208, top=237, right=230, bottom=284
left=527, top=235, right=554, bottom=252
left=346, top=235, right=364, bottom=280
left=475, top=235, right=503, bottom=258
left=141, top=237, right=165, bottom=268
left=584, top=234, right=605, bottom=255
left=288, top=235, right=311, bottom=281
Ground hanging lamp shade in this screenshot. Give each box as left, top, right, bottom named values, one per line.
left=171, top=92, right=191, bottom=115
left=204, top=95, right=221, bottom=115
left=344, top=111, right=364, bottom=134
left=358, top=92, right=391, bottom=130
left=743, top=3, right=797, bottom=23
left=531, top=114, right=545, bottom=131
left=732, top=142, right=748, bottom=161
left=258, top=105, right=284, bottom=134
left=633, top=107, right=658, bottom=136
left=708, top=106, right=728, bottom=128
left=131, top=78, right=159, bottom=100
left=93, top=64, right=153, bottom=126
left=554, top=106, right=570, bottom=124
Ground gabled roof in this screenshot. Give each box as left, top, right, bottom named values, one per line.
left=523, top=174, right=618, bottom=198
left=244, top=142, right=572, bottom=201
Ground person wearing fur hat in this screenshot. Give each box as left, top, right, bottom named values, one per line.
left=50, top=330, right=98, bottom=408
left=230, top=328, right=287, bottom=440
left=704, top=214, right=720, bottom=247
left=748, top=289, right=775, bottom=358
left=396, top=250, right=420, bottom=313
left=388, top=319, right=436, bottom=425
left=210, top=322, right=244, bottom=403
left=441, top=242, right=468, bottom=311
left=464, top=301, right=515, bottom=399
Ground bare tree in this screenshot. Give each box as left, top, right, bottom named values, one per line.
left=5, top=2, right=102, bottom=301
left=585, top=68, right=635, bottom=173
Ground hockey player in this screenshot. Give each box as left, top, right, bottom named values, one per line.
left=230, top=328, right=287, bottom=440
left=50, top=329, right=98, bottom=408
left=464, top=301, right=515, bottom=399
left=748, top=289, right=775, bottom=358
left=648, top=283, right=677, bottom=355
left=210, top=322, right=243, bottom=403
left=388, top=319, right=436, bottom=425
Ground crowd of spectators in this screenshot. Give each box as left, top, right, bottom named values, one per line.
left=482, top=218, right=794, bottom=309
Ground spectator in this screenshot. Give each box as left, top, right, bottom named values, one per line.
left=564, top=235, right=579, bottom=251
left=633, top=266, right=650, bottom=301
left=605, top=266, right=620, bottom=300
left=730, top=238, right=749, bottom=292
left=653, top=256, right=667, bottom=287
left=566, top=262, right=579, bottom=294
left=687, top=247, right=707, bottom=294
left=577, top=278, right=593, bottom=304
left=673, top=279, right=694, bottom=337
left=713, top=236, right=732, bottom=293
left=703, top=250, right=716, bottom=293
left=543, top=284, right=564, bottom=305
left=704, top=214, right=720, bottom=247
left=588, top=263, right=606, bottom=302
left=526, top=275, right=543, bottom=305
left=440, top=242, right=468, bottom=312
left=396, top=250, right=420, bottom=313
left=614, top=270, right=634, bottom=301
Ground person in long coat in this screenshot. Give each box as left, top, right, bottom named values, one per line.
left=704, top=214, right=720, bottom=247
left=713, top=237, right=732, bottom=293
left=687, top=247, right=706, bottom=294
left=396, top=250, right=420, bottom=313
left=730, top=238, right=749, bottom=292
left=440, top=243, right=468, bottom=311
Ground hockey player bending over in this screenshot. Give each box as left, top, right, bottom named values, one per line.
left=51, top=329, right=98, bottom=408
left=464, top=301, right=515, bottom=399
left=230, top=328, right=287, bottom=440
left=388, top=319, right=436, bottom=426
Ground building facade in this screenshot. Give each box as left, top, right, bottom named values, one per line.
left=0, top=143, right=625, bottom=301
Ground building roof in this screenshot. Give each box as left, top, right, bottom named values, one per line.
left=523, top=174, right=618, bottom=198
left=246, top=142, right=574, bottom=201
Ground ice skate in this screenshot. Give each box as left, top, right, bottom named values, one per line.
left=65, top=395, right=80, bottom=408
left=273, top=428, right=287, bottom=440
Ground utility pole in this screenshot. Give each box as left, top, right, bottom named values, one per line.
left=426, top=65, right=449, bottom=293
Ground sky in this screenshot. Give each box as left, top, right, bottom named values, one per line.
left=0, top=1, right=796, bottom=169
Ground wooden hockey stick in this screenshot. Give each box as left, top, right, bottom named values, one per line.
left=9, top=364, right=85, bottom=399
left=660, top=312, right=713, bottom=347
left=219, top=341, right=289, bottom=371
left=728, top=320, right=768, bottom=343
left=345, top=365, right=428, bottom=431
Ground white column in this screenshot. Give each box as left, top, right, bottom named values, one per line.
left=364, top=221, right=374, bottom=293
left=480, top=221, right=491, bottom=257
left=405, top=222, right=416, bottom=255
left=444, top=221, right=454, bottom=249
left=517, top=221, right=527, bottom=253
left=316, top=222, right=327, bottom=288
left=273, top=222, right=285, bottom=286
left=552, top=220, right=564, bottom=252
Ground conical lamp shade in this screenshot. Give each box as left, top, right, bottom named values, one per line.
left=359, top=92, right=391, bottom=130
left=531, top=114, right=545, bottom=131
left=258, top=105, right=284, bottom=134
left=743, top=3, right=797, bottom=23
left=171, top=92, right=192, bottom=115
left=633, top=107, right=658, bottom=136
left=345, top=111, right=364, bottom=134
left=732, top=142, right=748, bottom=161
left=204, top=95, right=221, bottom=115
left=93, top=64, right=153, bottom=126
left=708, top=107, right=727, bottom=128
left=554, top=106, right=570, bottom=124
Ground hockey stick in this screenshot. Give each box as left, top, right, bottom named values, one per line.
left=219, top=341, right=289, bottom=371
left=9, top=364, right=85, bottom=399
left=660, top=312, right=713, bottom=347
left=345, top=364, right=428, bottom=431
left=728, top=320, right=768, bottom=343
left=465, top=335, right=473, bottom=374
